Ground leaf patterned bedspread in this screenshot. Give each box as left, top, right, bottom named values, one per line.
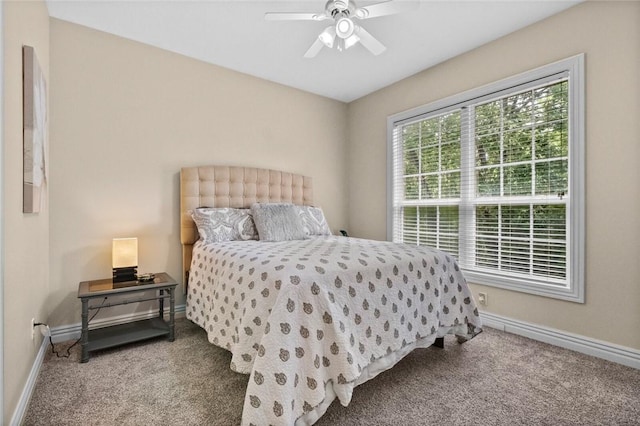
left=187, top=236, right=482, bottom=425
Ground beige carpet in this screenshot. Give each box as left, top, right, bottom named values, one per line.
left=23, top=319, right=640, bottom=425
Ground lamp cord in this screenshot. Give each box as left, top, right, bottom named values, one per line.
left=36, top=297, right=108, bottom=359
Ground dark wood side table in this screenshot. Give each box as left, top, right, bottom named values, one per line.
left=77, top=272, right=178, bottom=363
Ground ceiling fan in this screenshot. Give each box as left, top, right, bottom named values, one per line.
left=265, top=0, right=418, bottom=58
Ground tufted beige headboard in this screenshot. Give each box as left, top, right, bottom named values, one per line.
left=180, top=165, right=314, bottom=288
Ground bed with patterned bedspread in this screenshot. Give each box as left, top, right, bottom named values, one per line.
left=186, top=235, right=482, bottom=425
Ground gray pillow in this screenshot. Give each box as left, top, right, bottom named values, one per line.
left=190, top=208, right=258, bottom=243
left=298, top=205, right=332, bottom=236
left=251, top=203, right=306, bottom=242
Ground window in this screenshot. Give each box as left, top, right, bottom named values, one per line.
left=387, top=55, right=584, bottom=302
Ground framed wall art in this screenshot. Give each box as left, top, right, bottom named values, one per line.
left=23, top=45, right=47, bottom=213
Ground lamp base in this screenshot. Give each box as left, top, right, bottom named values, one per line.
left=113, top=267, right=138, bottom=283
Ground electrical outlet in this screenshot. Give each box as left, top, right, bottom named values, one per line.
left=478, top=292, right=488, bottom=306
left=31, top=318, right=35, bottom=340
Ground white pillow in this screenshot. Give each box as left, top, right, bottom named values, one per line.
left=190, top=208, right=258, bottom=243
left=298, top=206, right=332, bottom=236
left=251, top=203, right=306, bottom=242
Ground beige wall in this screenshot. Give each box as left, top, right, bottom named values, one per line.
left=3, top=0, right=51, bottom=423
left=48, top=19, right=349, bottom=326
left=347, top=1, right=640, bottom=350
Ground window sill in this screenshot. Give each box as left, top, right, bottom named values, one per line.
left=463, top=269, right=584, bottom=303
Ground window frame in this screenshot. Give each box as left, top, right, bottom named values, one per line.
left=387, top=54, right=585, bottom=302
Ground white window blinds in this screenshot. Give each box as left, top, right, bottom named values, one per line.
left=388, top=55, right=584, bottom=302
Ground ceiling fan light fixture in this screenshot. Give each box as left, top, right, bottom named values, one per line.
left=344, top=33, right=360, bottom=49
left=318, top=26, right=337, bottom=48
left=335, top=17, right=355, bottom=39
left=267, top=0, right=408, bottom=57
left=319, top=31, right=335, bottom=48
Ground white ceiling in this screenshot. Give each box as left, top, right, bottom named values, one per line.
left=45, top=0, right=580, bottom=102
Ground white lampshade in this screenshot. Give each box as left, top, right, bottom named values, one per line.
left=335, top=17, right=355, bottom=39
left=112, top=238, right=138, bottom=268
left=319, top=26, right=336, bottom=48
left=344, top=33, right=360, bottom=50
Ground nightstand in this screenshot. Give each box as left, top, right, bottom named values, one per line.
left=77, top=272, right=178, bottom=363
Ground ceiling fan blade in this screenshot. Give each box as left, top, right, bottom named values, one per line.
left=265, top=12, right=330, bottom=21
left=304, top=38, right=325, bottom=58
left=355, top=26, right=386, bottom=55
left=354, top=1, right=419, bottom=20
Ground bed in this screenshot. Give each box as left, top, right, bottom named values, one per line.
left=181, top=165, right=482, bottom=426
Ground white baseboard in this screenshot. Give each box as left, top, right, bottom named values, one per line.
left=480, top=311, right=640, bottom=370
left=10, top=304, right=186, bottom=426
left=9, top=336, right=49, bottom=426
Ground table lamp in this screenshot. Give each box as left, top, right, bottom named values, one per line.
left=112, top=237, right=138, bottom=283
